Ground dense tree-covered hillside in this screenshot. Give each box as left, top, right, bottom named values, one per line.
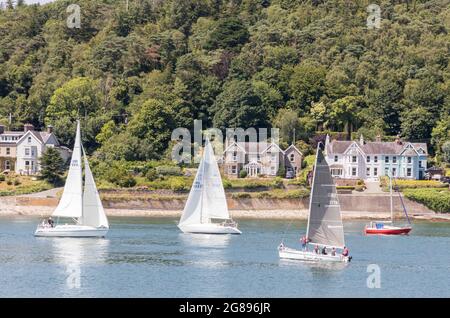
left=0, top=0, right=449, bottom=162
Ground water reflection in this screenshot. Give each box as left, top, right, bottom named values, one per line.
left=279, top=258, right=349, bottom=272
left=52, top=238, right=109, bottom=290
left=178, top=233, right=231, bottom=269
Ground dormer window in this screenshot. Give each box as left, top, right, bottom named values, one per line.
left=393, top=156, right=397, bottom=163
left=232, top=151, right=237, bottom=162
left=334, top=155, right=338, bottom=162
left=407, top=157, right=412, bottom=164
left=28, top=136, right=32, bottom=143
left=385, top=156, right=389, bottom=163
left=290, top=153, right=295, bottom=162
left=352, top=156, right=357, bottom=163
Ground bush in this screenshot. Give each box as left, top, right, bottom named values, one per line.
left=357, top=179, right=364, bottom=186
left=170, top=178, right=187, bottom=192
left=6, top=179, right=13, bottom=185
left=272, top=177, right=284, bottom=189
left=403, top=188, right=450, bottom=213
left=222, top=179, right=232, bottom=189
left=104, top=163, right=136, bottom=188
left=239, top=170, right=248, bottom=178
left=380, top=176, right=446, bottom=190
left=117, top=175, right=137, bottom=188
left=354, top=185, right=365, bottom=192
left=0, top=174, right=5, bottom=182
left=13, top=179, right=21, bottom=186
left=156, top=165, right=183, bottom=176
left=145, top=168, right=158, bottom=181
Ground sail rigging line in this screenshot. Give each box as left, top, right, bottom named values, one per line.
left=393, top=177, right=411, bottom=225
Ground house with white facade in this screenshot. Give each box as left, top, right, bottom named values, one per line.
left=324, top=134, right=428, bottom=180
left=222, top=139, right=303, bottom=178
left=14, top=124, right=70, bottom=175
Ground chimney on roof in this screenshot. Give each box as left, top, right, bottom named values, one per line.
left=0, top=124, right=5, bottom=134
left=325, top=134, right=330, bottom=148
left=24, top=123, right=34, bottom=132
left=359, top=134, right=364, bottom=145
left=47, top=125, right=53, bottom=134
left=375, top=134, right=381, bottom=142
left=395, top=135, right=402, bottom=145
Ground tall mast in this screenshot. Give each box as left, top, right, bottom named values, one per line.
left=305, top=144, right=320, bottom=240
left=199, top=139, right=207, bottom=224
left=389, top=174, right=393, bottom=223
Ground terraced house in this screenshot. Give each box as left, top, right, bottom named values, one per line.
left=0, top=124, right=70, bottom=175
left=324, top=135, right=428, bottom=180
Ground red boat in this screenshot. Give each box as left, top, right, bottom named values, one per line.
left=364, top=176, right=413, bottom=236
left=364, top=222, right=412, bottom=235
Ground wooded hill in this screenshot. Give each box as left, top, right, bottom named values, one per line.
left=0, top=0, right=449, bottom=162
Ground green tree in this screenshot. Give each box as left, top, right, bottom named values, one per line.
left=329, top=96, right=363, bottom=140
left=400, top=107, right=433, bottom=141
left=204, top=17, right=249, bottom=52
left=39, top=147, right=65, bottom=185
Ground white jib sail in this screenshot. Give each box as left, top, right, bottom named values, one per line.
left=52, top=120, right=83, bottom=218
left=81, top=146, right=109, bottom=228
left=202, top=140, right=230, bottom=220
left=305, top=146, right=345, bottom=249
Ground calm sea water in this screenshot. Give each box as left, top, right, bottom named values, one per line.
left=0, top=217, right=449, bottom=297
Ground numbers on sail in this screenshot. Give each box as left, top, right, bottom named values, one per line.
left=71, top=159, right=79, bottom=167
left=328, top=193, right=339, bottom=205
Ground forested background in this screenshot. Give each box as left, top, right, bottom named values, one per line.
left=0, top=0, right=449, bottom=163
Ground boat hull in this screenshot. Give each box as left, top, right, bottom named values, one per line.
left=279, top=246, right=350, bottom=263
left=178, top=223, right=241, bottom=234
left=365, top=226, right=412, bottom=235
left=34, top=225, right=108, bottom=237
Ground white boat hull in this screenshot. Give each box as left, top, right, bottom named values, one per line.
left=279, top=246, right=350, bottom=263
left=178, top=223, right=241, bottom=234
left=34, top=224, right=108, bottom=237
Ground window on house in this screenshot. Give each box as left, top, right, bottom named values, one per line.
left=25, top=160, right=30, bottom=168
left=257, top=154, right=261, bottom=162
left=374, top=156, right=378, bottom=163
left=367, top=156, right=370, bottom=163
left=407, top=157, right=412, bottom=164
left=271, top=166, right=275, bottom=173
left=6, top=147, right=10, bottom=155
left=331, top=169, right=342, bottom=176
left=392, top=168, right=396, bottom=177
left=232, top=151, right=237, bottom=162
left=385, top=156, right=389, bottom=163
left=352, top=156, right=357, bottom=163
left=366, top=168, right=370, bottom=176
left=27, top=136, right=31, bottom=143
left=419, top=161, right=422, bottom=168
left=352, top=167, right=357, bottom=176
left=5, top=160, right=10, bottom=170
left=334, top=155, right=338, bottom=162
left=407, top=168, right=412, bottom=177
left=385, top=167, right=389, bottom=176
left=290, top=154, right=295, bottom=162
left=31, top=148, right=35, bottom=156
left=231, top=166, right=236, bottom=174
left=25, top=148, right=30, bottom=156
left=373, top=168, right=378, bottom=176
left=271, top=153, right=277, bottom=161
left=393, top=156, right=397, bottom=163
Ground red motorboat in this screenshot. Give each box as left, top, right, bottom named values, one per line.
left=364, top=175, right=412, bottom=236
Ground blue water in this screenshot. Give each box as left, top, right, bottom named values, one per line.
left=0, top=217, right=449, bottom=297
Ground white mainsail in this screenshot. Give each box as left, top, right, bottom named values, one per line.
left=179, top=139, right=229, bottom=226
left=52, top=120, right=83, bottom=218
left=81, top=146, right=109, bottom=228
left=306, top=146, right=345, bottom=249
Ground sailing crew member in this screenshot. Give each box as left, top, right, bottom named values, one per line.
left=342, top=246, right=349, bottom=257
left=47, top=217, right=54, bottom=228
left=331, top=247, right=336, bottom=256
left=321, top=246, right=327, bottom=255
left=314, top=245, right=319, bottom=254
left=300, top=236, right=307, bottom=250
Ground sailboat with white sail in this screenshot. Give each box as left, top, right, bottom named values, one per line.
left=178, top=139, right=241, bottom=234
left=34, top=120, right=108, bottom=237
left=364, top=175, right=412, bottom=235
left=278, top=143, right=351, bottom=262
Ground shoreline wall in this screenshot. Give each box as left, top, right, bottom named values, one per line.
left=3, top=193, right=434, bottom=215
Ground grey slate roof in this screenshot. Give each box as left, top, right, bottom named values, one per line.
left=327, top=140, right=428, bottom=155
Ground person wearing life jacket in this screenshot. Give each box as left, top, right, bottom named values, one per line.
left=300, top=236, right=307, bottom=250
